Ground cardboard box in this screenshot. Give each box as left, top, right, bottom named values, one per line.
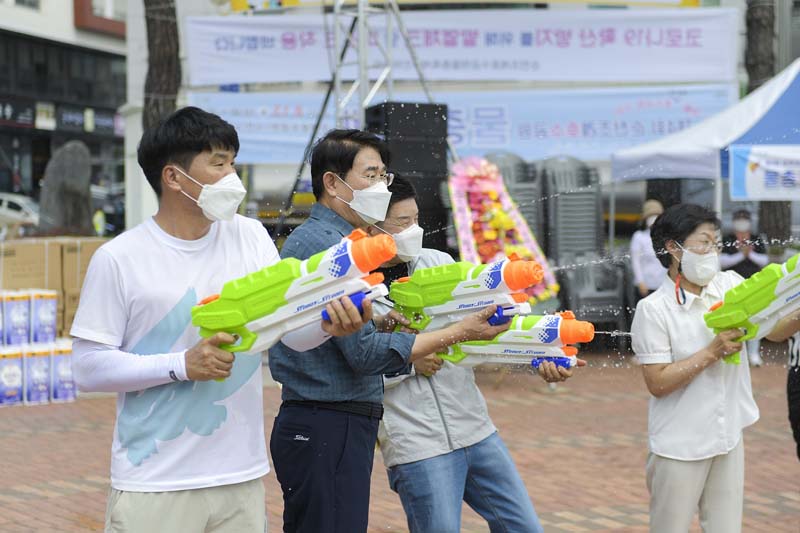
left=57, top=306, right=64, bottom=338
left=63, top=306, right=77, bottom=337
left=61, top=238, right=106, bottom=291
left=63, top=289, right=81, bottom=314
left=0, top=239, right=62, bottom=291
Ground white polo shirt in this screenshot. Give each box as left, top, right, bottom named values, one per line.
left=631, top=270, right=760, bottom=461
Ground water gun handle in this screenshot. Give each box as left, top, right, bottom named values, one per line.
left=488, top=306, right=511, bottom=326
left=198, top=325, right=258, bottom=382
left=321, top=292, right=366, bottom=322
left=723, top=348, right=742, bottom=365
left=198, top=325, right=258, bottom=354
left=531, top=356, right=574, bottom=370
left=713, top=327, right=743, bottom=365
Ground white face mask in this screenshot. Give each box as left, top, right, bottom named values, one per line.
left=733, top=219, right=751, bottom=233
left=336, top=176, right=391, bottom=225
left=677, top=243, right=720, bottom=287
left=646, top=215, right=658, bottom=228
left=392, top=224, right=424, bottom=262
left=176, top=167, right=246, bottom=222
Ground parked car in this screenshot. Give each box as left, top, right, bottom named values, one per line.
left=0, top=193, right=39, bottom=227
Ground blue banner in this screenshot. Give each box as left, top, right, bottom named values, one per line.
left=730, top=144, right=800, bottom=200
left=188, top=84, right=736, bottom=164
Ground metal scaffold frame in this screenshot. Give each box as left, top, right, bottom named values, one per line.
left=275, top=0, right=455, bottom=236
left=329, top=0, right=437, bottom=127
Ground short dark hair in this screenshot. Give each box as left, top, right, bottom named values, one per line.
left=137, top=106, right=239, bottom=197
left=732, top=208, right=751, bottom=221
left=650, top=203, right=720, bottom=268
left=310, top=129, right=390, bottom=200
left=387, top=173, right=416, bottom=208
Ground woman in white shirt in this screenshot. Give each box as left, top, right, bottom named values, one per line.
left=631, top=203, right=760, bottom=533
left=630, top=199, right=667, bottom=300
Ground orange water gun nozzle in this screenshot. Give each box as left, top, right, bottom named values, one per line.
left=503, top=259, right=544, bottom=291
left=350, top=233, right=397, bottom=272
left=559, top=314, right=595, bottom=344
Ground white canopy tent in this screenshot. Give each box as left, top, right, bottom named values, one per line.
left=609, top=58, right=800, bottom=250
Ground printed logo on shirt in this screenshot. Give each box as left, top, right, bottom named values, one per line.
left=790, top=334, right=800, bottom=369
left=117, top=288, right=261, bottom=467
left=294, top=434, right=310, bottom=442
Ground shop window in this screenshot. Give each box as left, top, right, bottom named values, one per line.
left=14, top=41, right=34, bottom=92
left=46, top=47, right=66, bottom=99
left=92, top=0, right=126, bottom=22
left=74, top=0, right=125, bottom=38
left=15, top=0, right=40, bottom=9
left=0, top=35, right=9, bottom=92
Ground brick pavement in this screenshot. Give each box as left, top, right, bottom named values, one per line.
left=0, top=351, right=797, bottom=532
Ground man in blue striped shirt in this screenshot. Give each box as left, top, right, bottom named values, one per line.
left=269, top=129, right=508, bottom=533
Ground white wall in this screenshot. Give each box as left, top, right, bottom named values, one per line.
left=0, top=0, right=125, bottom=55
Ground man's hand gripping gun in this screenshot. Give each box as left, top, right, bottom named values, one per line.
left=191, top=229, right=396, bottom=353
left=439, top=312, right=595, bottom=369
left=388, top=254, right=544, bottom=332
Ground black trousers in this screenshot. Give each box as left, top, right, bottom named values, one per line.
left=788, top=365, right=800, bottom=461
left=270, top=403, right=380, bottom=533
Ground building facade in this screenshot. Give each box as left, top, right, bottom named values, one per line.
left=0, top=0, right=125, bottom=205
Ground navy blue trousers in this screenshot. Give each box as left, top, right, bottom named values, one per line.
left=270, top=403, right=380, bottom=533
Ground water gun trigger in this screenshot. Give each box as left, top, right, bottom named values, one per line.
left=487, top=306, right=511, bottom=326
left=531, top=356, right=575, bottom=370
left=321, top=291, right=368, bottom=322
left=214, top=326, right=257, bottom=354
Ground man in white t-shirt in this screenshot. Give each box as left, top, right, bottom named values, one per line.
left=70, top=107, right=368, bottom=532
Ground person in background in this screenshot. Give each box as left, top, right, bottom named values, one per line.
left=632, top=203, right=760, bottom=533
left=720, top=209, right=769, bottom=367
left=92, top=207, right=106, bottom=236
left=369, top=175, right=580, bottom=533
left=630, top=199, right=667, bottom=302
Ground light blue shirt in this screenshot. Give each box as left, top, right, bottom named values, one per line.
left=268, top=203, right=415, bottom=402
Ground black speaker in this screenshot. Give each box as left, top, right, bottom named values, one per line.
left=385, top=138, right=448, bottom=176
left=366, top=101, right=451, bottom=252
left=418, top=207, right=448, bottom=252
left=365, top=102, right=448, bottom=139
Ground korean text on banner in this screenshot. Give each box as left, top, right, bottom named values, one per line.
left=185, top=8, right=738, bottom=86
left=730, top=145, right=800, bottom=200
left=187, top=84, right=738, bottom=164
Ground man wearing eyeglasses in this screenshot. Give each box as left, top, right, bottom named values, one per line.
left=268, top=129, right=510, bottom=533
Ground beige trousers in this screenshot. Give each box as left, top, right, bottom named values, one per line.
left=105, top=477, right=266, bottom=533
left=646, top=439, right=744, bottom=533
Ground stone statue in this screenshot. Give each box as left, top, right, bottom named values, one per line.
left=38, top=140, right=94, bottom=235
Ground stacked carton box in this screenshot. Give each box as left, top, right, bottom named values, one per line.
left=0, top=239, right=62, bottom=292
left=0, top=237, right=105, bottom=406
left=60, top=237, right=106, bottom=336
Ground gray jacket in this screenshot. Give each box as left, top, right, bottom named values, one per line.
left=376, top=248, right=496, bottom=468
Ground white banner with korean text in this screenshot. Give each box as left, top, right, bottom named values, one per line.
left=185, top=8, right=738, bottom=86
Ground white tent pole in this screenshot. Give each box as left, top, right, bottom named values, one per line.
left=609, top=180, right=617, bottom=255
left=714, top=154, right=724, bottom=216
